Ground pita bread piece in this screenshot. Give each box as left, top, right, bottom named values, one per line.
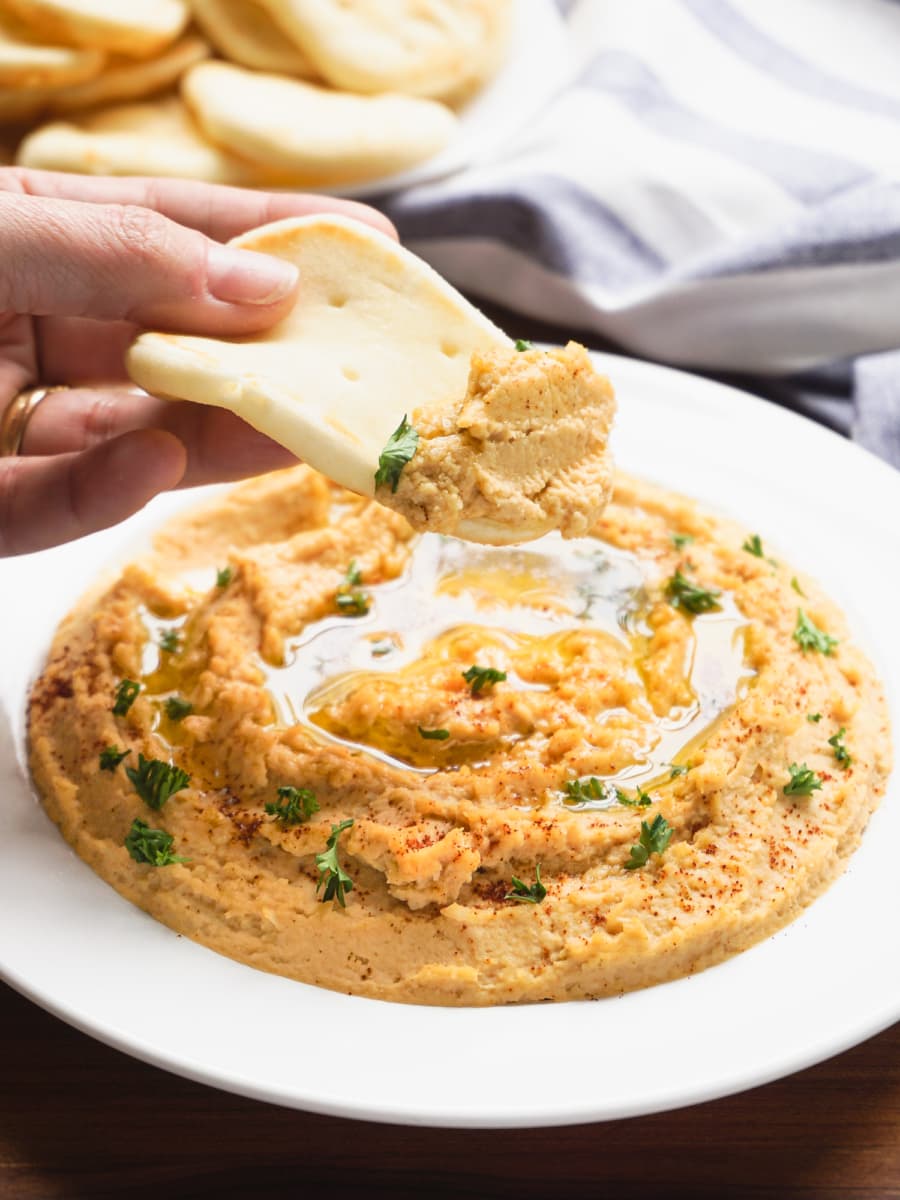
left=49, top=34, right=209, bottom=115
left=16, top=95, right=279, bottom=183
left=0, top=8, right=104, bottom=87
left=4, top=0, right=189, bottom=58
left=189, top=0, right=316, bottom=77
left=126, top=216, right=617, bottom=545
left=258, top=0, right=512, bottom=101
left=182, top=60, right=458, bottom=185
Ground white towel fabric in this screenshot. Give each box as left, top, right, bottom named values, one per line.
left=384, top=0, right=900, bottom=467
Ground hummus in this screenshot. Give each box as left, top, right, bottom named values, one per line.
left=28, top=467, right=891, bottom=1005
left=383, top=342, right=616, bottom=543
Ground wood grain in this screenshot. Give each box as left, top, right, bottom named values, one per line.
left=3, top=308, right=896, bottom=1199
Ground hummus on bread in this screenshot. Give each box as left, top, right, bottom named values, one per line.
left=28, top=467, right=890, bottom=1005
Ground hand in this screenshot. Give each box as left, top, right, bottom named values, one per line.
left=0, top=167, right=395, bottom=557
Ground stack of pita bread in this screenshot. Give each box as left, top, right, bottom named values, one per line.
left=0, top=0, right=512, bottom=187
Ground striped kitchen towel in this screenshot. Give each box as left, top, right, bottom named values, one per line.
left=384, top=0, right=900, bottom=469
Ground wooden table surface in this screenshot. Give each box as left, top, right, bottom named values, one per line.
left=3, top=309, right=898, bottom=1199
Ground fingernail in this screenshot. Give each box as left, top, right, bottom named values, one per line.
left=206, top=244, right=299, bottom=306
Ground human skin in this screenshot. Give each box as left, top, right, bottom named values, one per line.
left=0, top=166, right=394, bottom=557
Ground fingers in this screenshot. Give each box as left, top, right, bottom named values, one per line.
left=0, top=166, right=397, bottom=242
left=0, top=190, right=309, bottom=334
left=0, top=429, right=186, bottom=557
left=20, top=386, right=296, bottom=486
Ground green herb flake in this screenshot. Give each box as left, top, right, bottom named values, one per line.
left=791, top=576, right=806, bottom=597
left=374, top=415, right=419, bottom=494
left=266, top=785, right=320, bottom=825
left=216, top=566, right=233, bottom=588
left=99, top=745, right=130, bottom=772
left=665, top=570, right=722, bottom=615
left=112, top=679, right=140, bottom=717
left=625, top=814, right=673, bottom=870
left=164, top=696, right=193, bottom=722
left=619, top=787, right=654, bottom=808
left=335, top=559, right=370, bottom=617
left=670, top=763, right=691, bottom=778
left=793, top=609, right=838, bottom=656
left=125, top=754, right=191, bottom=811
left=462, top=665, right=507, bottom=694
left=807, top=712, right=822, bottom=723
left=514, top=338, right=534, bottom=352
left=315, top=819, right=355, bottom=907
left=671, top=533, right=694, bottom=550
left=125, top=818, right=188, bottom=867
left=159, top=629, right=180, bottom=654
left=563, top=776, right=616, bottom=804
left=418, top=726, right=451, bottom=741
left=742, top=534, right=765, bottom=558
left=370, top=638, right=395, bottom=657
left=505, top=864, right=547, bottom=904
left=828, top=728, right=852, bottom=769
left=783, top=762, right=823, bottom=797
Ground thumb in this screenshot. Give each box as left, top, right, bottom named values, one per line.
left=0, top=428, right=187, bottom=557
left=0, top=192, right=300, bottom=335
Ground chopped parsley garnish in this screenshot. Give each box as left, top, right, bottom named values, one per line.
left=164, top=696, right=192, bottom=721
left=625, top=814, right=673, bottom=870
left=112, top=679, right=140, bottom=716
left=125, top=754, right=191, bottom=810
left=665, top=570, right=722, bottom=615
left=828, top=728, right=852, bottom=769
left=619, top=787, right=653, bottom=808
left=791, top=576, right=806, bottom=597
left=742, top=534, right=765, bottom=558
left=462, top=665, right=507, bottom=694
left=793, top=609, right=838, bottom=656
left=671, top=533, right=694, bottom=550
left=418, top=726, right=450, bottom=740
left=807, top=712, right=822, bottom=723
left=99, top=745, right=130, bottom=771
left=505, top=864, right=547, bottom=904
left=563, top=776, right=619, bottom=804
left=783, top=762, right=823, bottom=797
left=670, top=763, right=690, bottom=778
left=335, top=560, right=370, bottom=616
left=266, top=785, right=319, bottom=825
left=159, top=629, right=180, bottom=653
left=125, top=819, right=188, bottom=867
left=315, top=819, right=355, bottom=907
left=514, top=338, right=534, bottom=352
left=370, top=638, right=395, bottom=657
left=216, top=566, right=233, bottom=588
left=374, top=415, right=419, bottom=493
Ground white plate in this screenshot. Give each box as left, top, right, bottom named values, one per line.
left=330, top=0, right=571, bottom=198
left=1, top=354, right=898, bottom=1128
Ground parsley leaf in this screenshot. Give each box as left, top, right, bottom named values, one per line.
left=125, top=754, right=191, bottom=810
left=793, top=609, right=838, bottom=656
left=112, top=679, right=140, bottom=716
left=665, top=570, right=722, bottom=615
left=619, top=787, right=653, bottom=808
left=418, top=726, right=450, bottom=740
left=671, top=533, right=694, bottom=550
left=783, top=762, right=823, bottom=797
left=159, top=629, right=180, bottom=654
left=462, top=665, right=507, bottom=694
left=374, top=415, right=419, bottom=493
left=370, top=638, right=395, bottom=657
left=216, top=566, right=232, bottom=588
left=125, top=818, right=188, bottom=867
left=315, top=819, right=355, bottom=907
left=335, top=559, right=370, bottom=616
left=625, top=813, right=673, bottom=870
left=828, top=728, right=852, bottom=769
left=266, top=785, right=319, bottom=825
left=742, top=534, right=765, bottom=558
left=670, top=763, right=690, bottom=778
left=99, top=745, right=130, bottom=771
left=563, top=776, right=619, bottom=804
left=807, top=712, right=822, bottom=723
left=164, top=696, right=192, bottom=721
left=505, top=864, right=547, bottom=904
left=791, top=576, right=806, bottom=597
left=514, top=338, right=534, bottom=352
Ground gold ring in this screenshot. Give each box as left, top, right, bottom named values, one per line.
left=0, top=385, right=66, bottom=457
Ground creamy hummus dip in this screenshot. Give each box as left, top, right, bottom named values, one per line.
left=29, top=467, right=890, bottom=1005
